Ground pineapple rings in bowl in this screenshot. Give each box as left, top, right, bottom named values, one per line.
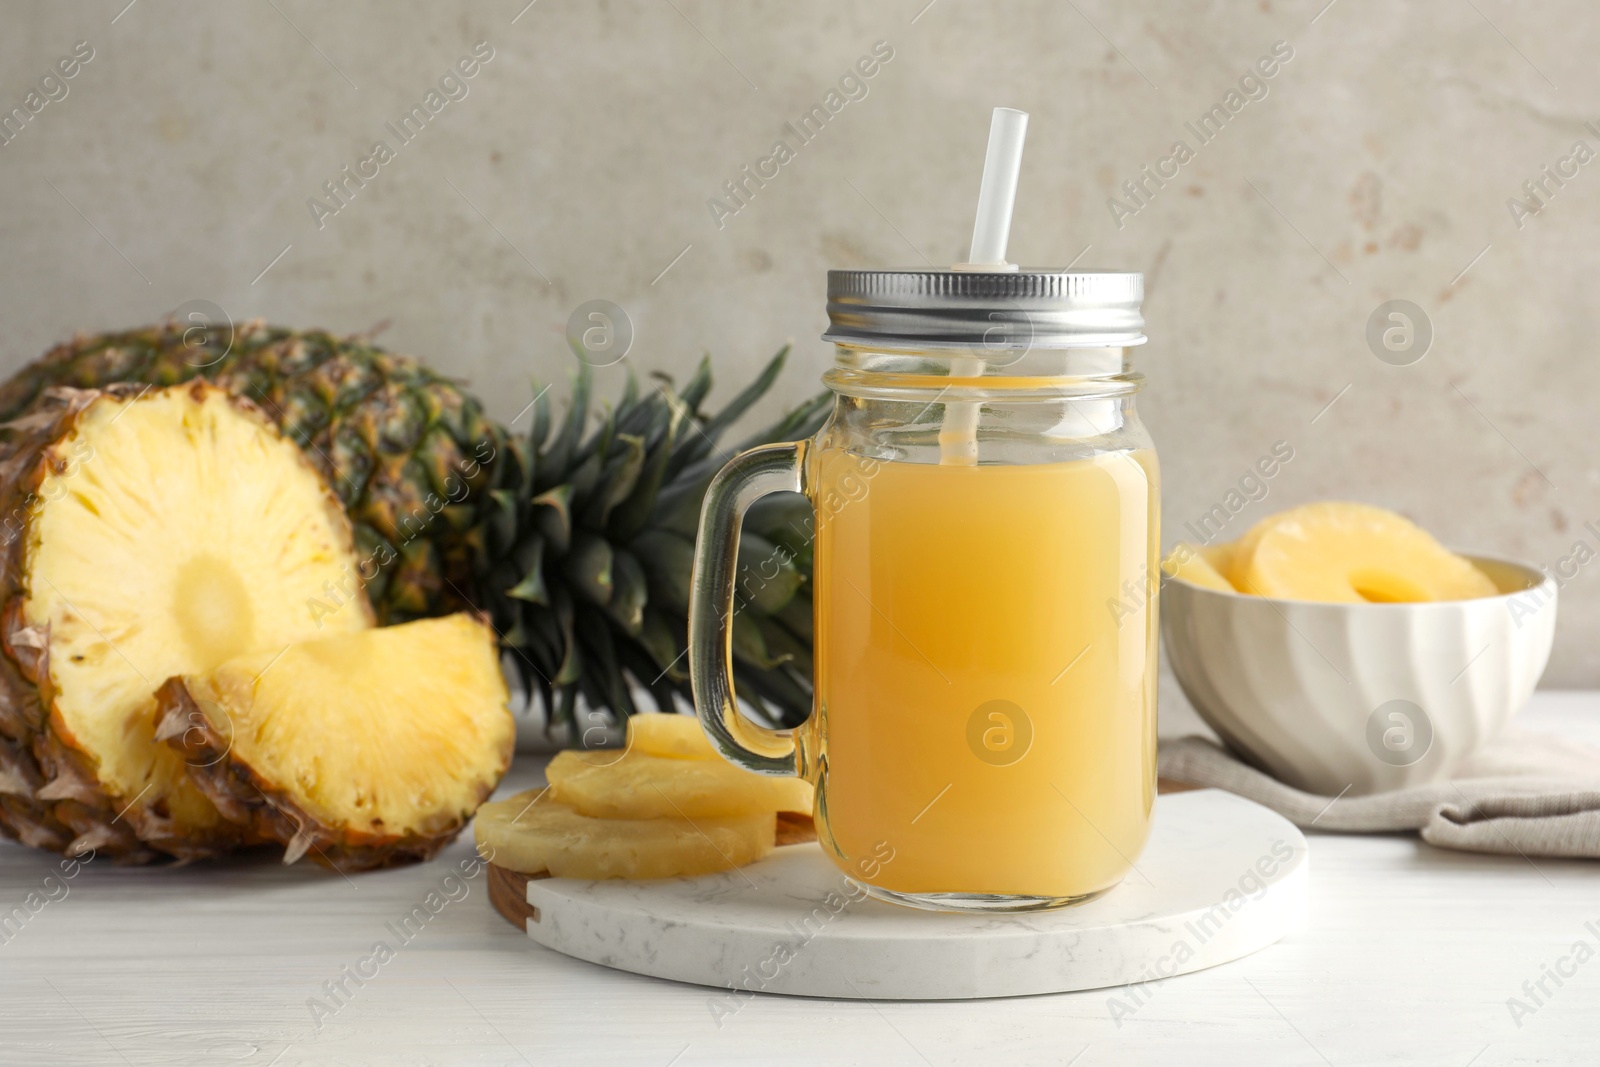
left=1163, top=502, right=1497, bottom=603
left=1160, top=502, right=1556, bottom=794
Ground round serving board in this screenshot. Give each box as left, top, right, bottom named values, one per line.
left=489, top=788, right=1307, bottom=1000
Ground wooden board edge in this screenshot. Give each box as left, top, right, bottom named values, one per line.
left=487, top=814, right=819, bottom=933
left=488, top=863, right=546, bottom=930
left=775, top=811, right=817, bottom=847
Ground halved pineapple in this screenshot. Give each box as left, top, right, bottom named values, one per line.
left=2, top=384, right=370, bottom=860
left=1161, top=542, right=1235, bottom=592
left=475, top=788, right=774, bottom=879
left=1233, top=502, right=1496, bottom=602
left=158, top=613, right=513, bottom=870
left=547, top=747, right=812, bottom=820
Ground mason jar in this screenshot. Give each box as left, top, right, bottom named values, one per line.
left=690, top=269, right=1157, bottom=912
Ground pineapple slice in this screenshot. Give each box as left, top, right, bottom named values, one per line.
left=159, top=614, right=513, bottom=869
left=547, top=747, right=813, bottom=820
left=475, top=789, right=774, bottom=879
left=12, top=384, right=370, bottom=860
left=1226, top=522, right=1271, bottom=591
left=1199, top=541, right=1236, bottom=579
left=1161, top=542, right=1235, bottom=592
left=627, top=712, right=717, bottom=760
left=1234, top=502, right=1496, bottom=602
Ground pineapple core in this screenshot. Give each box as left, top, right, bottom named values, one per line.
left=172, top=554, right=256, bottom=670
left=24, top=388, right=369, bottom=834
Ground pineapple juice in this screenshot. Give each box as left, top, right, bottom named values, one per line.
left=808, top=447, right=1159, bottom=900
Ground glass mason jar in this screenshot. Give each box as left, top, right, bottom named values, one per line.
left=690, top=269, right=1157, bottom=912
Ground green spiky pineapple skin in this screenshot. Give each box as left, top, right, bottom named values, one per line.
left=0, top=322, right=502, bottom=624
left=3, top=323, right=830, bottom=728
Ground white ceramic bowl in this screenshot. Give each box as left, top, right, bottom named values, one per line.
left=1161, top=554, right=1556, bottom=796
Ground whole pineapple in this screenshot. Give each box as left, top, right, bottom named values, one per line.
left=1, top=321, right=827, bottom=731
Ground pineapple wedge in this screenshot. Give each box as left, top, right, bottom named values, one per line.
left=1233, top=502, right=1495, bottom=602
left=159, top=613, right=514, bottom=870
left=1162, top=543, right=1235, bottom=592
left=547, top=748, right=813, bottom=820
left=475, top=789, right=774, bottom=879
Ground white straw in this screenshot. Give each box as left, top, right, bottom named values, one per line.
left=966, top=108, right=1029, bottom=268
left=941, top=107, right=1029, bottom=466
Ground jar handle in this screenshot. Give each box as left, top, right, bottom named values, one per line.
left=688, top=441, right=807, bottom=777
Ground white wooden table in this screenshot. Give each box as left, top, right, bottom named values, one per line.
left=3, top=691, right=1598, bottom=1066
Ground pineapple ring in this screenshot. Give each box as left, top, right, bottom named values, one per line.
left=547, top=748, right=813, bottom=820
left=1232, top=502, right=1496, bottom=603
left=475, top=789, right=774, bottom=879
left=570, top=713, right=716, bottom=768
left=1225, top=518, right=1270, bottom=592
left=1161, top=543, right=1235, bottom=592
left=627, top=712, right=718, bottom=760
left=1199, top=541, right=1236, bottom=579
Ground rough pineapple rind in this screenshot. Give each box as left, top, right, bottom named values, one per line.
left=158, top=614, right=514, bottom=871
left=0, top=390, right=133, bottom=858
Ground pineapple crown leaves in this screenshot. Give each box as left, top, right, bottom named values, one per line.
left=479, top=347, right=830, bottom=731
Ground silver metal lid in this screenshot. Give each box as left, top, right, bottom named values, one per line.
left=822, top=269, right=1146, bottom=350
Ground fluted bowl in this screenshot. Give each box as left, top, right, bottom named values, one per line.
left=1161, top=554, right=1556, bottom=796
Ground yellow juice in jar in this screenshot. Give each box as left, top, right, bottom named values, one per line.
left=808, top=448, right=1158, bottom=900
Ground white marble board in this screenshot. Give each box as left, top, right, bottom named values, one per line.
left=508, top=788, right=1308, bottom=999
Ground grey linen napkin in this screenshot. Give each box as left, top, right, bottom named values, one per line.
left=1159, top=729, right=1600, bottom=859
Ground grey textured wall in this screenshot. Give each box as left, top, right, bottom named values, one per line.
left=2, top=0, right=1597, bottom=683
